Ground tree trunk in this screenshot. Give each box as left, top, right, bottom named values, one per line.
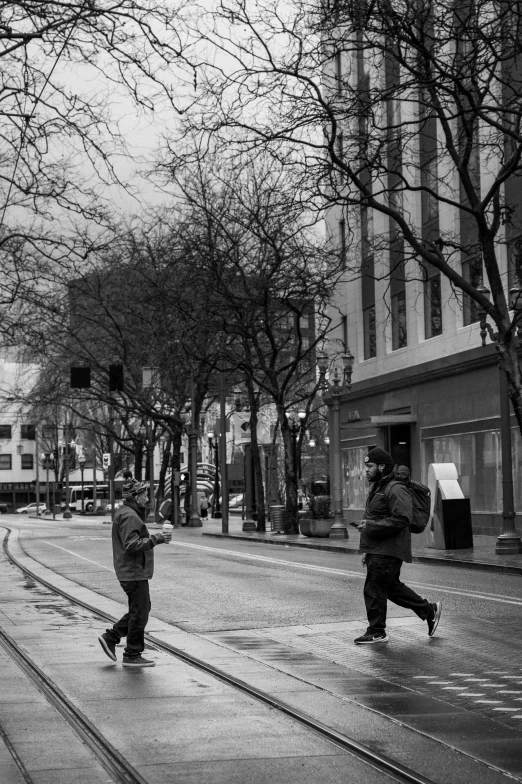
left=245, top=380, right=266, bottom=531
left=279, top=413, right=299, bottom=533
left=157, top=431, right=173, bottom=504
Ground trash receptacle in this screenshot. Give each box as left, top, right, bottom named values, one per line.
left=441, top=498, right=473, bottom=548
left=270, top=505, right=286, bottom=532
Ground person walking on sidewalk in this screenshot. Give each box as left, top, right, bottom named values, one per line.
left=354, top=446, right=442, bottom=645
left=98, top=470, right=172, bottom=667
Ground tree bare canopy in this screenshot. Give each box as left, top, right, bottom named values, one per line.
left=179, top=0, right=522, bottom=431
left=156, top=142, right=343, bottom=527
left=0, top=0, right=191, bottom=322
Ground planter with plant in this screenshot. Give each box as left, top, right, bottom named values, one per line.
left=299, top=494, right=334, bottom=537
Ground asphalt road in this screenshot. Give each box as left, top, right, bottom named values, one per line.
left=11, top=517, right=522, bottom=634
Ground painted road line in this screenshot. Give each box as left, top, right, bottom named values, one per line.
left=43, top=541, right=113, bottom=571
left=169, top=540, right=522, bottom=606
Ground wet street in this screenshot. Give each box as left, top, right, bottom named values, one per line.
left=1, top=516, right=522, bottom=783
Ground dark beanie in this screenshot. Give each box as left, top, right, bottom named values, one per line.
left=365, top=445, right=394, bottom=466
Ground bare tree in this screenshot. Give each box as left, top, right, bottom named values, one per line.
left=180, top=0, right=522, bottom=433
left=159, top=145, right=344, bottom=529
left=0, top=0, right=193, bottom=327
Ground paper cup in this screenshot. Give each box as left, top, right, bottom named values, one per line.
left=162, top=523, right=173, bottom=541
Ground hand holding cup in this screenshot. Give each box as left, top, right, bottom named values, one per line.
left=162, top=522, right=173, bottom=543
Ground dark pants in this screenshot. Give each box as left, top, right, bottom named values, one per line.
left=364, top=555, right=432, bottom=634
left=105, top=580, right=151, bottom=658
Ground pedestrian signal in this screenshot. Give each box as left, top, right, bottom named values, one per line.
left=180, top=471, right=190, bottom=485
left=102, top=453, right=111, bottom=470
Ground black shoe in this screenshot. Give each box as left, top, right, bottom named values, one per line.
left=427, top=601, right=442, bottom=637
left=122, top=655, right=155, bottom=667
left=354, top=632, right=389, bottom=644
left=98, top=633, right=117, bottom=661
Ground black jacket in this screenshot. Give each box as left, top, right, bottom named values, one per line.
left=111, top=498, right=161, bottom=581
left=359, top=472, right=413, bottom=562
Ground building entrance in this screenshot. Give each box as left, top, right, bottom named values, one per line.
left=385, top=424, right=411, bottom=469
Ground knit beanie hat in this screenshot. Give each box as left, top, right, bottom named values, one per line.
left=121, top=469, right=148, bottom=499
left=365, top=445, right=394, bottom=466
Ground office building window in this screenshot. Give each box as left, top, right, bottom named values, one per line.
left=335, top=48, right=342, bottom=94
left=363, top=304, right=376, bottom=359
left=391, top=290, right=407, bottom=349
left=458, top=110, right=481, bottom=325
left=462, top=255, right=482, bottom=326
left=21, top=425, right=36, bottom=440
left=0, top=425, right=11, bottom=439
left=336, top=132, right=345, bottom=183
left=424, top=263, right=442, bottom=338
left=0, top=455, right=12, bottom=470
left=390, top=255, right=407, bottom=350
left=21, top=454, right=34, bottom=470
left=339, top=218, right=346, bottom=267
left=341, top=314, right=348, bottom=352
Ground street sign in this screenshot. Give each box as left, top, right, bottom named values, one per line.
left=102, top=453, right=111, bottom=470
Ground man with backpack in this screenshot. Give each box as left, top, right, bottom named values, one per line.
left=354, top=446, right=442, bottom=644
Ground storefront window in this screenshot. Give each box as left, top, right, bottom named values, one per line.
left=422, top=427, right=522, bottom=514
left=342, top=446, right=369, bottom=509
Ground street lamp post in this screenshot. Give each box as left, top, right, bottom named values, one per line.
left=477, top=280, right=522, bottom=554
left=63, top=422, right=72, bottom=520
left=288, top=409, right=306, bottom=523
left=317, top=351, right=354, bottom=539
left=79, top=457, right=86, bottom=513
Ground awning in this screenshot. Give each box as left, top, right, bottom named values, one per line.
left=342, top=414, right=417, bottom=429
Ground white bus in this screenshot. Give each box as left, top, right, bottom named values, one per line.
left=61, top=484, right=122, bottom=513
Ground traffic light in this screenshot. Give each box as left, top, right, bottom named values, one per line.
left=180, top=471, right=190, bottom=485
left=70, top=367, right=91, bottom=389
left=109, top=364, right=124, bottom=391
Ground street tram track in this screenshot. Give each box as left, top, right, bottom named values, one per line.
left=0, top=623, right=149, bottom=784
left=0, top=527, right=460, bottom=784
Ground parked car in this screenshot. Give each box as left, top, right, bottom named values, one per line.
left=15, top=503, right=49, bottom=515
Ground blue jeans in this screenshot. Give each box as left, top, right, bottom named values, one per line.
left=106, top=580, right=151, bottom=658
left=364, top=555, right=432, bottom=634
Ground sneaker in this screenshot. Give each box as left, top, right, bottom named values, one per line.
left=122, top=655, right=156, bottom=667
left=427, top=601, right=442, bottom=637
left=98, top=634, right=117, bottom=662
left=354, top=632, right=389, bottom=644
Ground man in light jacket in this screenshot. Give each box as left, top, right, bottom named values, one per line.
left=98, top=470, right=171, bottom=667
left=355, top=446, right=441, bottom=645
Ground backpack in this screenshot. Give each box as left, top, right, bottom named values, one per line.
left=384, top=470, right=431, bottom=534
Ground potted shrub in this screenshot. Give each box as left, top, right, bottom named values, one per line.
left=299, top=494, right=334, bottom=537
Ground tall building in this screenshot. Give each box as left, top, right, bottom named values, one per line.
left=325, top=6, right=522, bottom=537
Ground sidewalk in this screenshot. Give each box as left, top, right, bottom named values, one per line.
left=193, top=514, right=522, bottom=576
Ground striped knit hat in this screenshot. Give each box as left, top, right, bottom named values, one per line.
left=122, top=470, right=148, bottom=499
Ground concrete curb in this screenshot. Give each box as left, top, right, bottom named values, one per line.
left=202, top=531, right=522, bottom=576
